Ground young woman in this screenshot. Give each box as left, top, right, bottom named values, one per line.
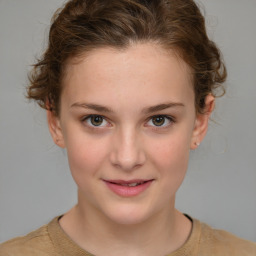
left=1, top=0, right=255, bottom=255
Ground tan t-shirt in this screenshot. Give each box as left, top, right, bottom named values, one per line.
left=1, top=216, right=255, bottom=256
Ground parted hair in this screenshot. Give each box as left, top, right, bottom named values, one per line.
left=27, top=0, right=227, bottom=115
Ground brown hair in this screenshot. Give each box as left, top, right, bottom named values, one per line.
left=27, top=0, right=227, bottom=116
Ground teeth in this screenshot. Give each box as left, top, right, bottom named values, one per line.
left=122, top=182, right=145, bottom=187
left=120, top=183, right=138, bottom=187
left=110, top=181, right=147, bottom=186
left=128, top=183, right=139, bottom=187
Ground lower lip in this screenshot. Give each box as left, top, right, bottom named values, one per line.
left=104, top=180, right=153, bottom=197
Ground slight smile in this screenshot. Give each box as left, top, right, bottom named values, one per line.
left=102, top=179, right=154, bottom=197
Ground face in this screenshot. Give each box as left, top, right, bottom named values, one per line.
left=48, top=43, right=212, bottom=225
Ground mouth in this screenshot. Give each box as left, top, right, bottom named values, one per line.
left=103, top=179, right=154, bottom=197
left=105, top=179, right=153, bottom=186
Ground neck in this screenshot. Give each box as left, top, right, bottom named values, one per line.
left=60, top=198, right=191, bottom=256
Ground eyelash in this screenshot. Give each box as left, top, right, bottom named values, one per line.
left=81, top=115, right=110, bottom=129
left=81, top=114, right=175, bottom=131
left=146, top=115, right=175, bottom=129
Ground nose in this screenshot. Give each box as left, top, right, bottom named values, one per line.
left=109, top=127, right=146, bottom=171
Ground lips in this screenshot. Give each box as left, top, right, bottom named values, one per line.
left=107, top=179, right=150, bottom=185
left=103, top=179, right=154, bottom=197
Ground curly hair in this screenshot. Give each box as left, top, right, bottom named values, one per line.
left=27, top=0, right=227, bottom=115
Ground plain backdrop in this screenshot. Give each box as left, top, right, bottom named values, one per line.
left=0, top=0, right=256, bottom=243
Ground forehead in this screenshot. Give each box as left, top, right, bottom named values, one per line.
left=61, top=43, right=194, bottom=109
left=65, top=43, right=192, bottom=81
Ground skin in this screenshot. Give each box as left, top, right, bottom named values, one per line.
left=48, top=43, right=214, bottom=256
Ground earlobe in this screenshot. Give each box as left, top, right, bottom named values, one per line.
left=47, top=110, right=65, bottom=148
left=190, top=94, right=215, bottom=150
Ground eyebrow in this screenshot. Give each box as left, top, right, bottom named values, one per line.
left=71, top=102, right=184, bottom=114
left=71, top=103, right=114, bottom=113
left=142, top=102, right=184, bottom=114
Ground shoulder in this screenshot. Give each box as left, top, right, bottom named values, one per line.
left=198, top=221, right=256, bottom=256
left=0, top=223, right=56, bottom=256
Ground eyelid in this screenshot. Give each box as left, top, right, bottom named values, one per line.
left=80, top=114, right=175, bottom=130
left=81, top=114, right=111, bottom=128
left=145, top=115, right=175, bottom=128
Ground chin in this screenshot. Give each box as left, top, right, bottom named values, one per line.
left=103, top=203, right=155, bottom=226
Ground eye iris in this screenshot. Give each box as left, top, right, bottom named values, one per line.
left=91, top=116, right=103, bottom=126
left=152, top=116, right=165, bottom=126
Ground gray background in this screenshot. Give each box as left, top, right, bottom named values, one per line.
left=0, top=0, right=256, bottom=243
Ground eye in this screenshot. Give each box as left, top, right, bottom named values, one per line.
left=147, top=115, right=174, bottom=127
left=83, top=115, right=109, bottom=127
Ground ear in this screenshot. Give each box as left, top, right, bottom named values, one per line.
left=47, top=110, right=66, bottom=148
left=190, top=94, right=215, bottom=150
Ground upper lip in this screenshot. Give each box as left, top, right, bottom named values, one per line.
left=103, top=179, right=154, bottom=185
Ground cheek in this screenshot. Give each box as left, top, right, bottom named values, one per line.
left=150, top=130, right=190, bottom=164
left=64, top=133, right=109, bottom=183
left=148, top=133, right=191, bottom=188
left=157, top=142, right=189, bottom=174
